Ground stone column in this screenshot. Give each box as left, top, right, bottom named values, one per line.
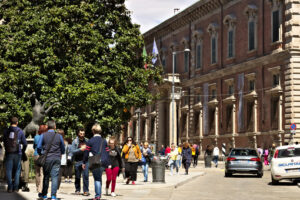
left=232, top=103, right=236, bottom=148
left=135, top=119, right=139, bottom=143
left=145, top=117, right=149, bottom=142
left=215, top=106, right=219, bottom=146
left=169, top=100, right=177, bottom=146
left=254, top=99, right=258, bottom=133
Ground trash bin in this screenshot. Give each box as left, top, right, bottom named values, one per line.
left=152, top=158, right=166, bottom=183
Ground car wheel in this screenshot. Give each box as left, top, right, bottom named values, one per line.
left=225, top=172, right=232, bottom=177
left=271, top=176, right=279, bottom=185
left=257, top=172, right=263, bottom=178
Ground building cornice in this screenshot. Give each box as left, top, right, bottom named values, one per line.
left=143, top=0, right=230, bottom=44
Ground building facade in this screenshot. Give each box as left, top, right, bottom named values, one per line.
left=122, top=0, right=300, bottom=153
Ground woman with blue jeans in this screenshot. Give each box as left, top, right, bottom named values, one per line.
left=82, top=124, right=110, bottom=200
left=169, top=144, right=178, bottom=175
left=141, top=142, right=152, bottom=182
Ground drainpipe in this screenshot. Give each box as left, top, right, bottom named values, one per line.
left=262, top=0, right=265, bottom=56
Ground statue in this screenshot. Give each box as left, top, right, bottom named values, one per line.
left=24, top=92, right=60, bottom=137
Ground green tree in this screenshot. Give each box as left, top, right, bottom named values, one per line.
left=0, top=0, right=161, bottom=136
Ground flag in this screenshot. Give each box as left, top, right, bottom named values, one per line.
left=152, top=38, right=159, bottom=65
left=142, top=46, right=148, bottom=69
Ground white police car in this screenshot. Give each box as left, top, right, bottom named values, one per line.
left=271, top=144, right=300, bottom=184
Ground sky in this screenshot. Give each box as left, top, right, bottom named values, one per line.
left=125, top=0, right=199, bottom=33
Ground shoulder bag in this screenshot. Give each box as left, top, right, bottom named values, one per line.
left=88, top=138, right=103, bottom=170
left=35, top=133, right=57, bottom=167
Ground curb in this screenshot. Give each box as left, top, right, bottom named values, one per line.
left=174, top=172, right=205, bottom=189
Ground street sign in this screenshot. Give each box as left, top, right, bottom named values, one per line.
left=290, top=123, right=297, bottom=130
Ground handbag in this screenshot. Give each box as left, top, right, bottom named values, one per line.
left=88, top=138, right=103, bottom=170
left=35, top=133, right=57, bottom=167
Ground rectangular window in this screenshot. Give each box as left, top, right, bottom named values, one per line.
left=249, top=80, right=255, bottom=91
left=162, top=57, right=166, bottom=70
left=184, top=51, right=189, bottom=72
left=196, top=94, right=201, bottom=103
left=184, top=96, right=189, bottom=106
left=273, top=74, right=280, bottom=87
left=228, top=30, right=234, bottom=58
left=174, top=54, right=177, bottom=73
left=272, top=10, right=280, bottom=42
left=211, top=37, right=217, bottom=64
left=248, top=21, right=255, bottom=51
left=228, top=85, right=234, bottom=96
left=211, top=89, right=216, bottom=100
left=196, top=44, right=202, bottom=69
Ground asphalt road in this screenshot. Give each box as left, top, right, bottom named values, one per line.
left=170, top=167, right=300, bottom=200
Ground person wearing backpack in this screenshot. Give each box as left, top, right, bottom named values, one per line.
left=3, top=117, right=27, bottom=193
left=71, top=127, right=89, bottom=196
left=37, top=120, right=65, bottom=200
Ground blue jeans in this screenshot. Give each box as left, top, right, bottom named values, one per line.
left=213, top=156, right=219, bottom=166
left=176, top=159, right=181, bottom=168
left=5, top=153, right=22, bottom=191
left=92, top=167, right=104, bottom=198
left=75, top=161, right=89, bottom=192
left=170, top=160, right=178, bottom=174
left=142, top=163, right=149, bottom=181
left=42, top=159, right=61, bottom=197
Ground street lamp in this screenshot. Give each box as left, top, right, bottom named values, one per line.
left=171, top=48, right=190, bottom=145
left=135, top=108, right=141, bottom=144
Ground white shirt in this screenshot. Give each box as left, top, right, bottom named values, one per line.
left=213, top=147, right=219, bottom=156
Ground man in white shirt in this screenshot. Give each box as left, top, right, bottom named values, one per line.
left=212, top=146, right=219, bottom=168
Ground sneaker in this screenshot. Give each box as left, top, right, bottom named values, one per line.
left=75, top=191, right=81, bottom=195
left=51, top=196, right=57, bottom=200
left=64, top=179, right=68, bottom=183
left=83, top=192, right=90, bottom=196
left=132, top=181, right=135, bottom=185
left=126, top=179, right=130, bottom=185
left=105, top=188, right=109, bottom=195
left=22, top=186, right=30, bottom=192
left=68, top=179, right=72, bottom=183
left=111, top=192, right=116, bottom=197
left=42, top=196, right=48, bottom=200
left=169, top=172, right=173, bottom=176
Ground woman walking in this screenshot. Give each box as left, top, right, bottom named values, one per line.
left=141, top=142, right=152, bottom=182
left=63, top=138, right=73, bottom=183
left=182, top=142, right=192, bottom=175
left=122, top=137, right=142, bottom=185
left=33, top=125, right=48, bottom=198
left=105, top=136, right=124, bottom=197
left=204, top=145, right=213, bottom=168
left=169, top=144, right=178, bottom=175
left=83, top=124, right=110, bottom=200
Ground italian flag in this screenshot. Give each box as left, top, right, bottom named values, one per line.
left=142, top=46, right=147, bottom=69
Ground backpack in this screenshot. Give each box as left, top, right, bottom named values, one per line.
left=6, top=128, right=20, bottom=153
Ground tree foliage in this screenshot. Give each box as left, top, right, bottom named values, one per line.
left=0, top=0, right=162, bottom=136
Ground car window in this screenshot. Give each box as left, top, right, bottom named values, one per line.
left=278, top=148, right=300, bottom=158
left=230, top=149, right=257, bottom=156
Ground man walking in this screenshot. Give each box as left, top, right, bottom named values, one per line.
left=212, top=145, right=219, bottom=168
left=71, top=127, right=89, bottom=196
left=37, top=120, right=65, bottom=200
left=3, top=117, right=27, bottom=193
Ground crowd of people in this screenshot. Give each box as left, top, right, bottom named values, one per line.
left=0, top=117, right=207, bottom=200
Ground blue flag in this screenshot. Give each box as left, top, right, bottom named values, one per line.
left=152, top=38, right=159, bottom=65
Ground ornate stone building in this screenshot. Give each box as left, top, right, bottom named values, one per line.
left=121, top=0, right=300, bottom=153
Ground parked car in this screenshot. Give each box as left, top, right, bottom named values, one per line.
left=225, top=148, right=263, bottom=178
left=270, top=144, right=300, bottom=184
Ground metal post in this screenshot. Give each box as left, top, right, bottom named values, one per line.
left=135, top=108, right=141, bottom=144
left=172, top=52, right=176, bottom=145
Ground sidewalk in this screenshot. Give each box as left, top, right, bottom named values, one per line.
left=1, top=164, right=205, bottom=200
